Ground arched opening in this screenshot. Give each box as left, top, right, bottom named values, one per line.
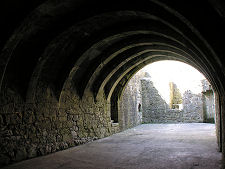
left=115, top=60, right=219, bottom=129
left=119, top=60, right=216, bottom=127
left=0, top=0, right=225, bottom=168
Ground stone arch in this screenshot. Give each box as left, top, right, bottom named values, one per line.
left=1, top=0, right=225, bottom=166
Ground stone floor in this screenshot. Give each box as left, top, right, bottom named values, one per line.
left=3, top=123, right=223, bottom=169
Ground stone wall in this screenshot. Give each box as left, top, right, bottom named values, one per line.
left=141, top=75, right=170, bottom=123
left=169, top=82, right=182, bottom=109
left=141, top=77, right=204, bottom=123
left=182, top=90, right=203, bottom=122
left=119, top=71, right=143, bottom=130
left=202, top=79, right=215, bottom=123
left=0, top=69, right=215, bottom=167
left=0, top=70, right=153, bottom=167
left=0, top=81, right=113, bottom=166
left=122, top=72, right=214, bottom=124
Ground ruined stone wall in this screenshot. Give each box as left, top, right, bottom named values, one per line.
left=119, top=71, right=143, bottom=130
left=182, top=90, right=203, bottom=122
left=169, top=82, right=182, bottom=109
left=202, top=79, right=213, bottom=92
left=141, top=77, right=170, bottom=123
left=202, top=79, right=215, bottom=123
left=141, top=77, right=204, bottom=123
left=202, top=91, right=215, bottom=122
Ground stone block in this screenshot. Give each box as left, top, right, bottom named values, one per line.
left=37, top=147, right=46, bottom=156
left=56, top=135, right=63, bottom=142
left=43, top=130, right=48, bottom=137
left=15, top=147, right=27, bottom=162
left=67, top=121, right=73, bottom=128
left=46, top=145, right=52, bottom=154
left=27, top=145, right=37, bottom=158
left=71, top=131, right=77, bottom=138
left=59, top=116, right=67, bottom=122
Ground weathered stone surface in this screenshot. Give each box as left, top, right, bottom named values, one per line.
left=27, top=144, right=37, bottom=158
left=201, top=79, right=215, bottom=123
left=0, top=83, right=115, bottom=167
left=182, top=90, right=203, bottom=122
left=120, top=71, right=213, bottom=126
left=141, top=76, right=170, bottom=123
left=169, top=82, right=182, bottom=109
left=141, top=74, right=205, bottom=123
left=0, top=0, right=224, bottom=167
left=120, top=71, right=144, bottom=130
left=15, top=147, right=27, bottom=162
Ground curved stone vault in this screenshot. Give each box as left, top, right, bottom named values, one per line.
left=1, top=0, right=225, bottom=166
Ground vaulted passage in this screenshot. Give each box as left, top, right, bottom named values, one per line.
left=1, top=0, right=225, bottom=168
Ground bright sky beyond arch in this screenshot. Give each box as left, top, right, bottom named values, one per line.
left=141, top=60, right=206, bottom=104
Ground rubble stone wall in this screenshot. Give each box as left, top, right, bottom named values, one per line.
left=202, top=79, right=215, bottom=123
left=182, top=90, right=203, bottom=122
left=141, top=78, right=204, bottom=123
left=0, top=81, right=113, bottom=166
left=119, top=71, right=143, bottom=130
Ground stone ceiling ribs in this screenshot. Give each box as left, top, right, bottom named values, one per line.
left=1, top=0, right=225, bottom=166
left=1, top=0, right=224, bottom=102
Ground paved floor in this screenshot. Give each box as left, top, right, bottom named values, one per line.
left=3, top=123, right=223, bottom=169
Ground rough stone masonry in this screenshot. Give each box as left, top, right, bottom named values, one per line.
left=122, top=71, right=215, bottom=124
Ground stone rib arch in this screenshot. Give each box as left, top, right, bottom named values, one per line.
left=1, top=4, right=218, bottom=101
left=25, top=12, right=190, bottom=101
left=1, top=0, right=225, bottom=166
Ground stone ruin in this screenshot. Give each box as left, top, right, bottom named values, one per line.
left=121, top=71, right=215, bottom=124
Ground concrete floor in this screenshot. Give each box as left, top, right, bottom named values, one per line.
left=3, top=123, right=222, bottom=169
